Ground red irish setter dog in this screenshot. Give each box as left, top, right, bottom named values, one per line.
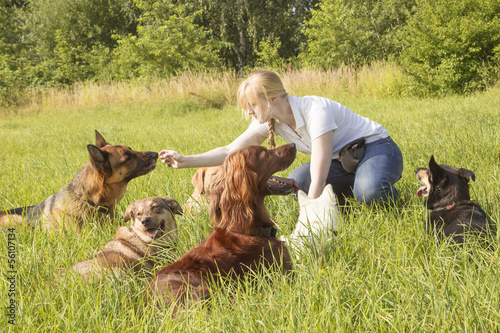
left=146, top=143, right=298, bottom=312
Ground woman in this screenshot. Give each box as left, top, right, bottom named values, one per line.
left=159, top=70, right=403, bottom=205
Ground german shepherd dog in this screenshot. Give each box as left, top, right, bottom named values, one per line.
left=146, top=144, right=298, bottom=313
left=415, top=155, right=490, bottom=245
left=0, top=130, right=158, bottom=230
left=64, top=197, right=182, bottom=279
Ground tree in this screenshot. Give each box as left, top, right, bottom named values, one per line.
left=300, top=0, right=415, bottom=68
left=0, top=0, right=29, bottom=104
left=25, top=0, right=140, bottom=84
left=109, top=0, right=220, bottom=79
left=182, top=0, right=318, bottom=73
left=399, top=0, right=500, bottom=95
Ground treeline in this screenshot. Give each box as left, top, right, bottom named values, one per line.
left=1, top=0, right=499, bottom=105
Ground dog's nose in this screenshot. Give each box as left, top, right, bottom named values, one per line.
left=290, top=143, right=296, bottom=151
left=415, top=168, right=422, bottom=174
left=150, top=152, right=159, bottom=160
left=141, top=217, right=152, bottom=225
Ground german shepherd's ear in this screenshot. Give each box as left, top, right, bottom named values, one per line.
left=123, top=202, right=136, bottom=222
left=95, top=130, right=109, bottom=148
left=87, top=144, right=110, bottom=172
left=160, top=197, right=183, bottom=215
left=459, top=168, right=475, bottom=182
left=428, top=155, right=447, bottom=184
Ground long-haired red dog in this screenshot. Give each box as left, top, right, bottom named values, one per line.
left=146, top=143, right=298, bottom=311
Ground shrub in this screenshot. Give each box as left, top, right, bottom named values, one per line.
left=25, top=0, right=139, bottom=85
left=107, top=2, right=221, bottom=80
left=399, top=0, right=500, bottom=96
left=300, top=0, right=415, bottom=68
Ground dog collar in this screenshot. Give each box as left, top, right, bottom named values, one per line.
left=84, top=198, right=111, bottom=213
left=432, top=203, right=455, bottom=212
left=256, top=225, right=278, bottom=238
left=224, top=226, right=279, bottom=238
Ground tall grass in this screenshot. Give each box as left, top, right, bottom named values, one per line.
left=0, top=71, right=499, bottom=332
left=1, top=63, right=413, bottom=117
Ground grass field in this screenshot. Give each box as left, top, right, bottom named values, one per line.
left=0, top=78, right=499, bottom=331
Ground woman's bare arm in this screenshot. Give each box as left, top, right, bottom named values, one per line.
left=159, top=127, right=267, bottom=169
left=308, top=131, right=334, bottom=198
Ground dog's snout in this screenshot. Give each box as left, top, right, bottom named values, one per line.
left=141, top=216, right=152, bottom=225
left=415, top=168, right=423, bottom=174
left=150, top=152, right=159, bottom=160
left=290, top=143, right=296, bottom=151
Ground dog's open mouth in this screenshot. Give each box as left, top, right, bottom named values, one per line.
left=146, top=221, right=165, bottom=239
left=415, top=169, right=430, bottom=198
left=417, top=185, right=428, bottom=197
left=416, top=178, right=431, bottom=197
left=267, top=176, right=299, bottom=195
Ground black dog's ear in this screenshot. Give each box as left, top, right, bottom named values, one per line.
left=95, top=130, right=109, bottom=148
left=87, top=144, right=110, bottom=172
left=459, top=168, right=475, bottom=182
left=428, top=155, right=447, bottom=184
left=161, top=197, right=183, bottom=215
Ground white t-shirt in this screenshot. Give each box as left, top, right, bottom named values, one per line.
left=248, top=95, right=389, bottom=159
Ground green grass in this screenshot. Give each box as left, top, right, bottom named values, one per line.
left=0, top=88, right=499, bottom=332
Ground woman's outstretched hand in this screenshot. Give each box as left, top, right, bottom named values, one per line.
left=159, top=150, right=185, bottom=168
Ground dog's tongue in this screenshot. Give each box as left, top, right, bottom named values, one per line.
left=146, top=228, right=158, bottom=238
left=417, top=186, right=427, bottom=197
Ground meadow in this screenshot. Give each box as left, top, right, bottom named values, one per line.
left=0, top=71, right=499, bottom=332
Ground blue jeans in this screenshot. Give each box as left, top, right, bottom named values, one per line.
left=288, top=137, right=403, bottom=205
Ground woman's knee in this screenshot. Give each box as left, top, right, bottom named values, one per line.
left=288, top=163, right=311, bottom=193
left=354, top=182, right=398, bottom=205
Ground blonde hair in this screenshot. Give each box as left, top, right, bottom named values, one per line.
left=237, top=70, right=287, bottom=149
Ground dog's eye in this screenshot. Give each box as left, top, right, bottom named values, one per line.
left=152, top=206, right=163, bottom=213
left=123, top=151, right=134, bottom=162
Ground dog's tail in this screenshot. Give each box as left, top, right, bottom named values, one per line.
left=0, top=204, right=43, bottom=227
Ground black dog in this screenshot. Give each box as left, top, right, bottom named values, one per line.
left=415, top=155, right=489, bottom=245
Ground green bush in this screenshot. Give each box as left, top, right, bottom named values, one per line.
left=300, top=0, right=415, bottom=68
left=0, top=1, right=30, bottom=105
left=399, top=0, right=500, bottom=96
left=24, top=0, right=139, bottom=85
left=108, top=3, right=221, bottom=80
left=255, top=36, right=286, bottom=70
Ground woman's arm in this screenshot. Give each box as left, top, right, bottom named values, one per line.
left=308, top=130, right=334, bottom=198
left=159, top=127, right=267, bottom=169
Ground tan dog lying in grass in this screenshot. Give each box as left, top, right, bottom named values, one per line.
left=185, top=166, right=220, bottom=213
left=63, top=197, right=182, bottom=279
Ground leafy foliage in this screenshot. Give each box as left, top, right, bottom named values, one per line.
left=301, top=0, right=415, bottom=68
left=108, top=1, right=220, bottom=79
left=255, top=37, right=285, bottom=70
left=0, top=0, right=499, bottom=102
left=184, top=0, right=318, bottom=72
left=399, top=0, right=500, bottom=96
left=25, top=0, right=140, bottom=84
left=0, top=0, right=30, bottom=104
